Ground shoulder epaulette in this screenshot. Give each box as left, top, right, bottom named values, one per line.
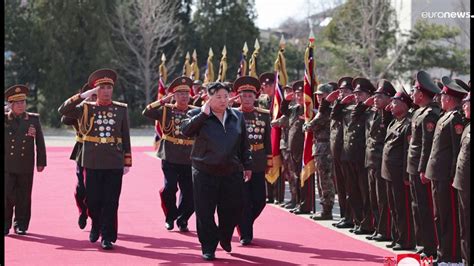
left=255, top=107, right=270, bottom=114
left=165, top=103, right=174, bottom=108
left=27, top=112, right=40, bottom=117
left=188, top=105, right=199, bottom=109
left=113, top=101, right=128, bottom=107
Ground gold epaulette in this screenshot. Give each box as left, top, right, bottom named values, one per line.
left=255, top=107, right=270, bottom=114
left=165, top=103, right=175, bottom=108
left=113, top=101, right=128, bottom=108
left=188, top=105, right=198, bottom=109
left=27, top=112, right=40, bottom=117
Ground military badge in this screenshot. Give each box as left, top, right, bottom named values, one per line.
left=425, top=122, right=435, bottom=132
left=454, top=124, right=464, bottom=134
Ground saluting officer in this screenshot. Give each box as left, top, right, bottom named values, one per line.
left=234, top=76, right=271, bottom=246
left=406, top=70, right=441, bottom=258
left=60, top=83, right=97, bottom=230
left=58, top=69, right=132, bottom=250
left=325, top=77, right=354, bottom=229
left=452, top=92, right=470, bottom=266
left=304, top=83, right=336, bottom=220
left=363, top=79, right=396, bottom=242
left=5, top=85, right=47, bottom=236
left=382, top=86, right=415, bottom=251
left=425, top=76, right=468, bottom=263
left=142, top=76, right=196, bottom=232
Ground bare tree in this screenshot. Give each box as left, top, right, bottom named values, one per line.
left=107, top=0, right=180, bottom=104
left=330, top=0, right=407, bottom=81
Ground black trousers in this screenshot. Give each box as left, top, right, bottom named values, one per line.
left=457, top=189, right=470, bottom=265
left=334, top=158, right=350, bottom=222
left=343, top=162, right=373, bottom=230
left=238, top=171, right=266, bottom=240
left=387, top=179, right=415, bottom=248
left=265, top=180, right=275, bottom=202
left=431, top=180, right=461, bottom=262
left=5, top=172, right=34, bottom=230
left=160, top=160, right=194, bottom=226
left=369, top=169, right=391, bottom=238
left=85, top=168, right=123, bottom=242
left=75, top=164, right=87, bottom=217
left=409, top=174, right=437, bottom=255
left=192, top=168, right=244, bottom=254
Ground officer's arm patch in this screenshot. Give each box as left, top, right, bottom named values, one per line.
left=454, top=124, right=464, bottom=134
left=425, top=121, right=435, bottom=132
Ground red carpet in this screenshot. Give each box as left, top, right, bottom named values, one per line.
left=5, top=146, right=395, bottom=265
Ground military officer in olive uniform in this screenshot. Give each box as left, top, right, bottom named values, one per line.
left=5, top=85, right=47, bottom=236
left=453, top=92, right=470, bottom=266
left=425, top=76, right=468, bottom=263
left=142, top=76, right=196, bottom=232
left=325, top=77, right=354, bottom=229
left=234, top=76, right=272, bottom=246
left=406, top=70, right=442, bottom=258
left=60, top=83, right=97, bottom=230
left=381, top=86, right=415, bottom=251
left=281, top=80, right=311, bottom=214
left=304, top=83, right=336, bottom=220
left=363, top=79, right=396, bottom=242
left=58, top=69, right=132, bottom=250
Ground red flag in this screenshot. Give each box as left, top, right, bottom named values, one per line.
left=300, top=38, right=317, bottom=186
left=265, top=71, right=283, bottom=184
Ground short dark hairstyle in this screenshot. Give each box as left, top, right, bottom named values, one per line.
left=206, top=82, right=231, bottom=96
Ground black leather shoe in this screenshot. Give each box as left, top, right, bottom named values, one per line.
left=386, top=241, right=396, bottom=248
left=178, top=225, right=189, bottom=232
left=372, top=235, right=392, bottom=242
left=165, top=221, right=174, bottom=231
left=334, top=221, right=354, bottom=228
left=78, top=214, right=87, bottom=230
left=293, top=209, right=311, bottom=215
left=101, top=240, right=114, bottom=250
left=4, top=228, right=9, bottom=236
left=240, top=238, right=251, bottom=246
left=392, top=244, right=415, bottom=251
left=348, top=225, right=360, bottom=233
left=202, top=253, right=215, bottom=261
left=366, top=233, right=379, bottom=240
left=354, top=228, right=374, bottom=235
left=266, top=199, right=274, bottom=204
left=220, top=241, right=232, bottom=252
left=284, top=203, right=297, bottom=209
left=89, top=229, right=100, bottom=243
left=14, top=227, right=27, bottom=235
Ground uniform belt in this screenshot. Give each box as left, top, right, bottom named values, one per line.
left=75, top=135, right=84, bottom=143
left=82, top=135, right=122, bottom=144
left=162, top=135, right=194, bottom=145
left=251, top=143, right=264, bottom=151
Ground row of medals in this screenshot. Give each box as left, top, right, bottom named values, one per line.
left=247, top=119, right=265, bottom=140
left=171, top=112, right=185, bottom=136
left=94, top=111, right=117, bottom=137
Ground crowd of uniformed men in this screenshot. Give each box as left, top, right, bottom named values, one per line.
left=4, top=64, right=470, bottom=264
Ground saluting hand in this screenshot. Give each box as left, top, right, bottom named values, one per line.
left=80, top=87, right=99, bottom=99
left=243, top=170, right=252, bottom=182
left=340, top=94, right=355, bottom=105
left=285, top=92, right=294, bottom=101
left=159, top=93, right=174, bottom=104
left=363, top=96, right=375, bottom=107
left=325, top=90, right=340, bottom=103
left=228, top=95, right=240, bottom=106
left=201, top=98, right=211, bottom=115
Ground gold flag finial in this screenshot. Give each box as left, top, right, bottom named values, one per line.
left=182, top=51, right=192, bottom=77
left=159, top=53, right=168, bottom=83
left=217, top=45, right=228, bottom=82
left=191, top=49, right=199, bottom=80
left=279, top=34, right=286, bottom=49
left=249, top=39, right=260, bottom=78
left=243, top=42, right=249, bottom=55
left=254, top=38, right=260, bottom=50
left=204, top=48, right=215, bottom=84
